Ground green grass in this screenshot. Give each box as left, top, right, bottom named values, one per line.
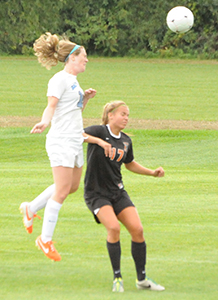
left=0, top=57, right=218, bottom=300
left=1, top=56, right=218, bottom=120
left=1, top=128, right=217, bottom=300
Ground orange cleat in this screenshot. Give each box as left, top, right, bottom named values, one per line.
left=19, top=202, right=41, bottom=234
left=35, top=235, right=61, bottom=261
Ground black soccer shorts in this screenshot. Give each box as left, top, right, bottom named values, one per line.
left=85, top=189, right=135, bottom=224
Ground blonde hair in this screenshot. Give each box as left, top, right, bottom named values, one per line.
left=33, top=32, right=83, bottom=70
left=101, top=101, right=128, bottom=125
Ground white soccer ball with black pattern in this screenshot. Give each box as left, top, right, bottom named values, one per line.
left=166, top=6, right=194, bottom=33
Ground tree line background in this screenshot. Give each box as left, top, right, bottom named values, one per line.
left=1, top=0, right=218, bottom=59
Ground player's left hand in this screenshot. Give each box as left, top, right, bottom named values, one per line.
left=153, top=167, right=165, bottom=177
left=84, top=88, right=97, bottom=100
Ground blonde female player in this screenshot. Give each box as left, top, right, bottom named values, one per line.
left=83, top=101, right=165, bottom=292
left=19, top=32, right=110, bottom=262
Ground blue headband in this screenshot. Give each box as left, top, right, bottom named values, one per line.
left=65, top=45, right=81, bottom=62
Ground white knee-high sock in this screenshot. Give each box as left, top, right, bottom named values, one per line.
left=41, top=198, right=62, bottom=243
left=29, top=184, right=55, bottom=214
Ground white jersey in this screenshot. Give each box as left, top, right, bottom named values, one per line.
left=46, top=70, right=84, bottom=142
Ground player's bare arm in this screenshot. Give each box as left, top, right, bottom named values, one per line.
left=82, top=88, right=97, bottom=111
left=125, top=161, right=164, bottom=177
left=83, top=133, right=112, bottom=157
left=30, top=96, right=59, bottom=134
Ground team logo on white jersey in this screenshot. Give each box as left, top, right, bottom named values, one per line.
left=71, top=83, right=77, bottom=90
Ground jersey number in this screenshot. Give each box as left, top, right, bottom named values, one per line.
left=110, top=148, right=124, bottom=162
left=77, top=91, right=84, bottom=108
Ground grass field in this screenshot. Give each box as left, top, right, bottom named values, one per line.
left=0, top=57, right=218, bottom=300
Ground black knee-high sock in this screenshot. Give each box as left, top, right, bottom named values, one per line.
left=131, top=241, right=146, bottom=281
left=107, top=241, right=122, bottom=279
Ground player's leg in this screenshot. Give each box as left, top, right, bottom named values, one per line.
left=41, top=166, right=76, bottom=238
left=118, top=207, right=146, bottom=281
left=117, top=206, right=144, bottom=242
left=29, top=184, right=55, bottom=212
left=97, top=206, right=124, bottom=292
left=51, top=166, right=76, bottom=203
left=118, top=207, right=165, bottom=291
left=19, top=165, right=81, bottom=234
left=97, top=205, right=120, bottom=243
left=69, top=166, right=83, bottom=194
left=19, top=151, right=82, bottom=234
left=36, top=166, right=76, bottom=261
left=19, top=184, right=55, bottom=234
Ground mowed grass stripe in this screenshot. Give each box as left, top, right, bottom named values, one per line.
left=1, top=57, right=218, bottom=121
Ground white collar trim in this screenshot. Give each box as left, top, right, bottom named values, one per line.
left=106, top=124, right=121, bottom=139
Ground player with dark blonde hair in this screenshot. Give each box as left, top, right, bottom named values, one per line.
left=19, top=32, right=110, bottom=261
left=84, top=101, right=165, bottom=292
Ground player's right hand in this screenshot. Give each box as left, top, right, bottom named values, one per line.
left=30, top=122, right=47, bottom=134
left=98, top=140, right=112, bottom=158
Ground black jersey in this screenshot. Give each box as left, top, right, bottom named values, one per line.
left=84, top=125, right=134, bottom=198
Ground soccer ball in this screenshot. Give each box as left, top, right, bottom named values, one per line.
left=166, top=6, right=194, bottom=33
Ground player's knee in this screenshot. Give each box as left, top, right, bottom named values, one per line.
left=55, top=186, right=71, bottom=202
left=108, top=223, right=120, bottom=238
left=69, top=184, right=79, bottom=194
left=131, top=224, right=144, bottom=241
